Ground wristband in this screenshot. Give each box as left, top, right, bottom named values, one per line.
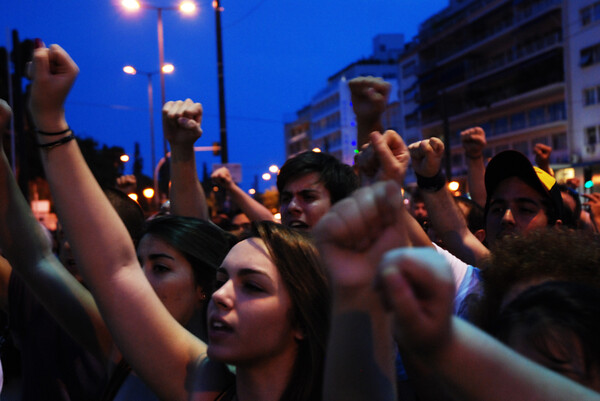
left=416, top=170, right=447, bottom=192
left=36, top=127, right=72, bottom=136
left=38, top=133, right=76, bottom=151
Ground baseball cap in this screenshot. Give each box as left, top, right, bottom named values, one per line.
left=484, top=150, right=563, bottom=223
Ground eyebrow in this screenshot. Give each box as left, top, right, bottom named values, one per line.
left=147, top=253, right=175, bottom=261
left=490, top=197, right=542, bottom=206
left=217, top=266, right=271, bottom=280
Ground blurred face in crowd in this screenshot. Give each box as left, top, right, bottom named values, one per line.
left=230, top=213, right=251, bottom=238
left=137, top=234, right=203, bottom=326
left=506, top=325, right=600, bottom=391
left=485, top=177, right=549, bottom=247
left=279, top=172, right=332, bottom=230
left=207, top=238, right=300, bottom=366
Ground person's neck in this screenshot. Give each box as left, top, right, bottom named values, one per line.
left=234, top=345, right=297, bottom=401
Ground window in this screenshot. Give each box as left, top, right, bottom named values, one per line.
left=402, top=61, right=417, bottom=78
left=510, top=112, right=526, bottom=130
left=552, top=132, right=568, bottom=151
left=533, top=136, right=549, bottom=146
left=580, top=43, right=600, bottom=67
left=494, top=117, right=509, bottom=135
left=586, top=126, right=597, bottom=145
left=548, top=102, right=566, bottom=121
left=582, top=6, right=592, bottom=26
left=513, top=140, right=529, bottom=156
left=585, top=88, right=597, bottom=106
left=528, top=107, right=546, bottom=126
left=451, top=153, right=463, bottom=167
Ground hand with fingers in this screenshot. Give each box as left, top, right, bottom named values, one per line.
left=349, top=76, right=390, bottom=148
left=162, top=99, right=203, bottom=148
left=211, top=166, right=235, bottom=191
left=533, top=143, right=553, bottom=175
left=355, top=130, right=409, bottom=187
left=314, top=180, right=413, bottom=298
left=408, top=137, right=445, bottom=178
left=377, top=248, right=455, bottom=357
left=349, top=76, right=390, bottom=123
left=29, top=43, right=79, bottom=133
left=116, top=175, right=137, bottom=194
left=460, top=127, right=487, bottom=160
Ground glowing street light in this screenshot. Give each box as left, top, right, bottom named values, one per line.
left=448, top=181, right=460, bottom=192
left=123, top=63, right=174, bottom=202
left=120, top=0, right=197, bottom=158
left=128, top=193, right=139, bottom=202
left=142, top=188, right=155, bottom=199
left=312, top=147, right=322, bottom=153
left=268, top=164, right=279, bottom=174
left=262, top=173, right=272, bottom=181
left=120, top=154, right=130, bottom=163
left=248, top=188, right=256, bottom=195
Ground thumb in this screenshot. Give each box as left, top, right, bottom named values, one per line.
left=31, top=47, right=50, bottom=82
left=178, top=117, right=201, bottom=133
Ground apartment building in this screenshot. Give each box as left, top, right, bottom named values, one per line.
left=284, top=34, right=403, bottom=166
left=395, top=0, right=600, bottom=191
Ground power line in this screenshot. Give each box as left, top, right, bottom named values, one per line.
left=223, top=0, right=271, bottom=30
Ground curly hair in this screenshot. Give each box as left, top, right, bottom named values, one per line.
left=470, top=228, right=600, bottom=332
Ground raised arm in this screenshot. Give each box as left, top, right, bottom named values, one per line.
left=379, top=259, right=600, bottom=401
left=409, top=137, right=490, bottom=265
left=314, top=180, right=415, bottom=401
left=349, top=76, right=390, bottom=148
left=211, top=166, right=275, bottom=222
left=460, top=127, right=487, bottom=208
left=534, top=143, right=554, bottom=177
left=0, top=99, right=112, bottom=360
left=29, top=44, right=215, bottom=401
left=163, top=99, right=209, bottom=219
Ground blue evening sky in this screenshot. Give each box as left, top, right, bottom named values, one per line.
left=2, top=0, right=446, bottom=191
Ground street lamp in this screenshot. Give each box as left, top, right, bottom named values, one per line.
left=123, top=63, right=174, bottom=181
left=121, top=0, right=196, bottom=158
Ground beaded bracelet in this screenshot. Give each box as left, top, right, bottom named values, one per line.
left=36, top=127, right=72, bottom=136
left=38, top=133, right=76, bottom=151
left=416, top=170, right=447, bottom=192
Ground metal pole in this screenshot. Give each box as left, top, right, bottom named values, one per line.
left=157, top=8, right=168, bottom=159
left=146, top=72, right=158, bottom=209
left=215, top=0, right=228, bottom=163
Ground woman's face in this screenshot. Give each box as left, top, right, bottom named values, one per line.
left=137, top=234, right=203, bottom=325
left=206, top=238, right=301, bottom=366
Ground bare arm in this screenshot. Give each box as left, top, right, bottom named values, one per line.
left=0, top=100, right=113, bottom=361
left=29, top=44, right=218, bottom=401
left=534, top=143, right=554, bottom=177
left=164, top=99, right=209, bottom=220
left=409, top=138, right=490, bottom=265
left=460, top=127, right=487, bottom=208
left=349, top=76, right=390, bottom=148
left=315, top=180, right=417, bottom=401
left=211, top=166, right=275, bottom=222
left=379, top=250, right=600, bottom=401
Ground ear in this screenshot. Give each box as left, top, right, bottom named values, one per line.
left=474, top=229, right=486, bottom=243
left=293, top=326, right=306, bottom=342
left=195, top=286, right=207, bottom=306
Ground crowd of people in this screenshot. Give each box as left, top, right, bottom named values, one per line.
left=0, top=41, right=599, bottom=401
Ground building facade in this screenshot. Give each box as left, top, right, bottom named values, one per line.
left=284, top=34, right=403, bottom=166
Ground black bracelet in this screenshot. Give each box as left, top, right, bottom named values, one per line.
left=38, top=133, right=76, bottom=150
left=416, top=170, right=447, bottom=192
left=36, top=127, right=72, bottom=136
